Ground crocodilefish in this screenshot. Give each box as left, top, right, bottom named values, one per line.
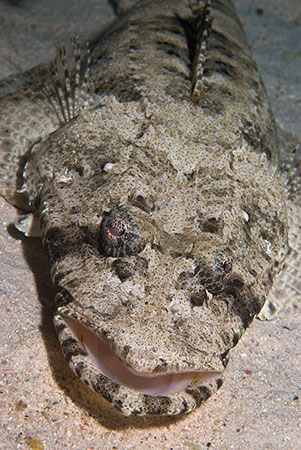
left=0, top=0, right=300, bottom=416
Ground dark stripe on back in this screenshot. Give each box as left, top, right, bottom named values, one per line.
left=209, top=29, right=241, bottom=58
left=155, top=40, right=189, bottom=62
left=204, top=59, right=237, bottom=78
left=211, top=0, right=236, bottom=17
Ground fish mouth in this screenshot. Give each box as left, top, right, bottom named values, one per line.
left=61, top=315, right=223, bottom=396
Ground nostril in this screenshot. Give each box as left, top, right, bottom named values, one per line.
left=112, top=259, right=134, bottom=281
left=190, top=287, right=208, bottom=306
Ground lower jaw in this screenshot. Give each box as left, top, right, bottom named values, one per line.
left=62, top=315, right=223, bottom=396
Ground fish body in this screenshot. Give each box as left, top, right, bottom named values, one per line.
left=0, top=0, right=295, bottom=416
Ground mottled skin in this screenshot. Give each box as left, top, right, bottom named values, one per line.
left=0, top=0, right=293, bottom=416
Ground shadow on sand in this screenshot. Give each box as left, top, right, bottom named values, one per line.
left=7, top=222, right=185, bottom=430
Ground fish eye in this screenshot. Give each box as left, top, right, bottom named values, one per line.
left=99, top=206, right=145, bottom=257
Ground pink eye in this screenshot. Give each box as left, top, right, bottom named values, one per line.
left=99, top=206, right=145, bottom=257
left=107, top=226, right=125, bottom=238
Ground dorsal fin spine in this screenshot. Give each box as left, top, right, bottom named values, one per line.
left=72, top=36, right=81, bottom=117
left=190, top=0, right=212, bottom=102
left=41, top=35, right=91, bottom=125
left=80, top=44, right=94, bottom=108
left=41, top=85, right=61, bottom=123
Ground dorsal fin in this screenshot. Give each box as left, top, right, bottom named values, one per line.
left=42, top=34, right=91, bottom=123
left=189, top=0, right=212, bottom=102
left=0, top=35, right=91, bottom=210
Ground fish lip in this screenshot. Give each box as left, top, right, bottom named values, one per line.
left=56, top=299, right=225, bottom=371
left=56, top=311, right=224, bottom=397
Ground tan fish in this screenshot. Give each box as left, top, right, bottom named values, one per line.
left=0, top=0, right=299, bottom=416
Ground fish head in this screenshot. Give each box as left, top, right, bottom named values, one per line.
left=51, top=201, right=254, bottom=415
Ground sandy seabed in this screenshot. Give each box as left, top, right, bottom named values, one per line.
left=0, top=1, right=300, bottom=449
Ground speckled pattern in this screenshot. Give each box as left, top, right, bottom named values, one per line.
left=0, top=0, right=300, bottom=448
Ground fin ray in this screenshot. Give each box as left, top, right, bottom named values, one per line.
left=0, top=35, right=91, bottom=210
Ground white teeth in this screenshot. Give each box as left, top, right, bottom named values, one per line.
left=63, top=316, right=222, bottom=396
